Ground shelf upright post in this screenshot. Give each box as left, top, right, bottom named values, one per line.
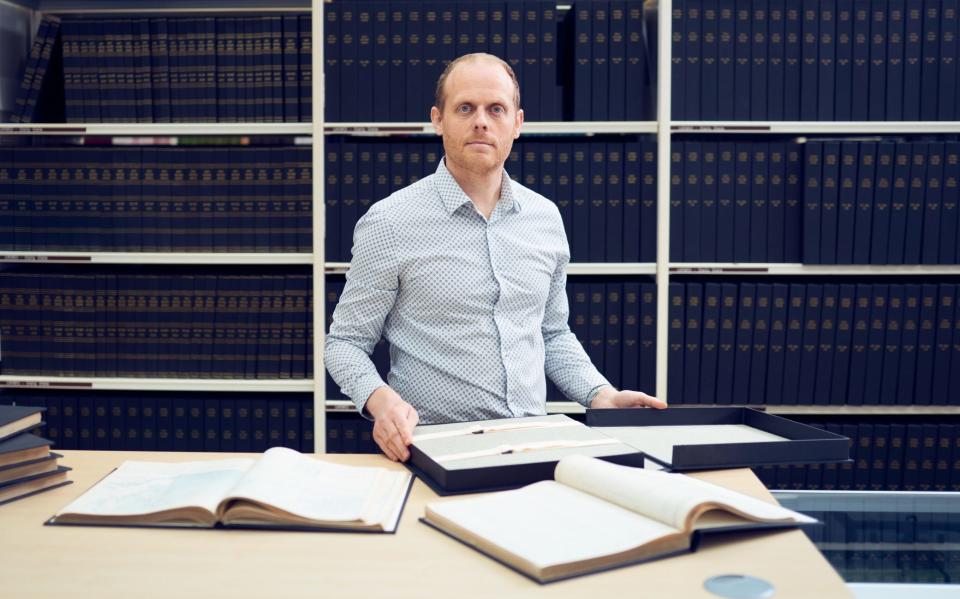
left=656, top=0, right=674, bottom=402
left=313, top=0, right=326, bottom=452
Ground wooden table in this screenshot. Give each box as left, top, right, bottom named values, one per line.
left=0, top=451, right=851, bottom=598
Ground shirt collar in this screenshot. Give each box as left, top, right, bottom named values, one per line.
left=434, top=157, right=522, bottom=217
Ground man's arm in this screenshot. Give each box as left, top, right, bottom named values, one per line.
left=541, top=255, right=665, bottom=410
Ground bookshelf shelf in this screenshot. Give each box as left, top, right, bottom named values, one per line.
left=0, top=123, right=312, bottom=136
left=671, top=121, right=960, bottom=135
left=9, top=1, right=310, bottom=13
left=0, top=376, right=313, bottom=392
left=0, top=252, right=314, bottom=265
left=324, top=122, right=660, bottom=136
left=762, top=405, right=960, bottom=416
left=668, top=264, right=960, bottom=276
left=325, top=263, right=659, bottom=276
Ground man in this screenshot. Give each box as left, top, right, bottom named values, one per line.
left=325, top=53, right=665, bottom=462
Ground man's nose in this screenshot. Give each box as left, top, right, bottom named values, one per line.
left=472, top=110, right=489, bottom=130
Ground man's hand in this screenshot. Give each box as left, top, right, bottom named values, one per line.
left=590, top=386, right=668, bottom=410
left=364, top=386, right=420, bottom=461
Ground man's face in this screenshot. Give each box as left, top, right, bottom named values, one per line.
left=430, top=59, right=524, bottom=177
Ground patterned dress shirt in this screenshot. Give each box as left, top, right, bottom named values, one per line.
left=324, top=158, right=611, bottom=424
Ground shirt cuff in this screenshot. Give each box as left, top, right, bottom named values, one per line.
left=352, top=375, right=389, bottom=421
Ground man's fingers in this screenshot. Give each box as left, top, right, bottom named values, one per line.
left=373, top=426, right=399, bottom=461
left=640, top=393, right=668, bottom=409
left=381, top=413, right=411, bottom=461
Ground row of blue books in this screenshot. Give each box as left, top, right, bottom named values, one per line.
left=803, top=140, right=960, bottom=265
left=324, top=0, right=653, bottom=122
left=755, top=420, right=960, bottom=492
left=0, top=146, right=312, bottom=252
left=10, top=16, right=61, bottom=123
left=0, top=271, right=313, bottom=379
left=325, top=137, right=659, bottom=263
left=14, top=14, right=312, bottom=123
left=668, top=281, right=960, bottom=407
left=672, top=0, right=960, bottom=121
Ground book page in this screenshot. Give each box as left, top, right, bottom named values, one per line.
left=555, top=455, right=815, bottom=532
left=55, top=458, right=255, bottom=521
left=600, top=424, right=787, bottom=465
left=220, top=447, right=410, bottom=527
left=424, top=480, right=681, bottom=571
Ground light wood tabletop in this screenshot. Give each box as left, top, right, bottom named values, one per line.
left=0, top=450, right=851, bottom=598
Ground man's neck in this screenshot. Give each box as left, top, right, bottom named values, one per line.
left=445, top=158, right=503, bottom=220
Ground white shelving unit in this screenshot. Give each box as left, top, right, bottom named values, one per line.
left=0, top=252, right=314, bottom=264
left=0, top=375, right=313, bottom=392
left=671, top=121, right=960, bottom=134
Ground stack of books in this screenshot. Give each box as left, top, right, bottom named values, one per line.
left=0, top=405, right=71, bottom=506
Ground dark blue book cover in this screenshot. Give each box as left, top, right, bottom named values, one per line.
left=672, top=0, right=690, bottom=121
left=886, top=143, right=911, bottom=263
left=605, top=283, right=623, bottom=390
left=625, top=1, right=647, bottom=120
left=542, top=2, right=563, bottom=121
left=851, top=0, right=871, bottom=120
left=640, top=142, right=658, bottom=262
left=683, top=142, right=702, bottom=261
left=783, top=3, right=802, bottom=119
left=814, top=284, right=838, bottom=405
left=700, top=143, right=719, bottom=261
left=781, top=283, right=807, bottom=405
left=803, top=141, right=823, bottom=263
left=283, top=399, right=300, bottom=450
left=920, top=0, right=941, bottom=120
left=683, top=282, right=703, bottom=404
left=404, top=3, right=424, bottom=122
left=797, top=283, right=822, bottom=404
left=387, top=2, right=407, bottom=122
left=668, top=283, right=685, bottom=403
left=731, top=282, right=755, bottom=404
left=557, top=143, right=575, bottom=255
left=683, top=0, right=702, bottom=120
left=670, top=143, right=684, bottom=261
left=870, top=142, right=895, bottom=264
left=699, top=2, right=719, bottom=120
left=355, top=4, right=375, bottom=120
left=571, top=145, right=589, bottom=262
left=608, top=0, right=627, bottom=121
left=717, top=0, right=736, bottom=119
left=699, top=282, right=722, bottom=404
left=766, top=143, right=786, bottom=261
left=218, top=399, right=235, bottom=452
left=267, top=402, right=283, bottom=449
left=853, top=141, right=877, bottom=264
left=941, top=142, right=960, bottom=264
left=248, top=400, right=267, bottom=452
left=108, top=395, right=125, bottom=450
left=765, top=0, right=785, bottom=121
left=639, top=283, right=657, bottom=395
left=734, top=0, right=751, bottom=119
left=817, top=0, right=836, bottom=120
left=880, top=285, right=905, bottom=405
left=716, top=143, right=736, bottom=261
left=868, top=1, right=887, bottom=120
left=830, top=284, right=856, bottom=405
left=885, top=0, right=906, bottom=119
left=853, top=425, right=874, bottom=489
left=819, top=141, right=841, bottom=264
left=749, top=283, right=772, bottom=405
left=950, top=296, right=960, bottom=406
left=621, top=283, right=640, bottom=392
left=715, top=283, right=739, bottom=404
left=921, top=142, right=945, bottom=264
left=455, top=3, right=472, bottom=58
left=895, top=285, right=921, bottom=404
left=784, top=144, right=804, bottom=261
left=12, top=18, right=50, bottom=123
left=421, top=4, right=440, bottom=120
left=863, top=284, right=889, bottom=404
left=749, top=143, right=768, bottom=262
left=764, top=284, right=789, bottom=405
left=622, top=142, right=640, bottom=262
left=575, top=2, right=593, bottom=120
left=750, top=0, right=768, bottom=120
left=932, top=284, right=956, bottom=405
left=939, top=0, right=959, bottom=119
left=800, top=0, right=820, bottom=120
left=589, top=142, right=606, bottom=262
left=589, top=284, right=606, bottom=372
left=340, top=142, right=359, bottom=263
left=589, top=1, right=609, bottom=119
left=834, top=0, right=854, bottom=120
left=339, top=6, right=358, bottom=122
left=301, top=400, right=314, bottom=453
left=203, top=398, right=220, bottom=452
left=902, top=0, right=924, bottom=120
left=733, top=143, right=751, bottom=262
left=904, top=142, right=927, bottom=264
left=605, top=144, right=624, bottom=262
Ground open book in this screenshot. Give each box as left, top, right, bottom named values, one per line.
left=48, top=447, right=413, bottom=533
left=423, top=455, right=816, bottom=583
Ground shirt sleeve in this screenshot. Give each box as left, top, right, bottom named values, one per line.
left=324, top=203, right=400, bottom=416
left=541, top=246, right=612, bottom=407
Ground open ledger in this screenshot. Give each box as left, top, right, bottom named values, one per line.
left=48, top=447, right=413, bottom=533
left=422, top=455, right=816, bottom=583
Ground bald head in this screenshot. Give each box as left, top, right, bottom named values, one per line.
left=434, top=53, right=521, bottom=114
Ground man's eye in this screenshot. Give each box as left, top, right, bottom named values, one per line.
left=457, top=105, right=471, bottom=113
left=491, top=106, right=504, bottom=115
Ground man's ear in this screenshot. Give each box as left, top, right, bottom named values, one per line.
left=514, top=108, right=524, bottom=139
left=430, top=106, right=443, bottom=136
